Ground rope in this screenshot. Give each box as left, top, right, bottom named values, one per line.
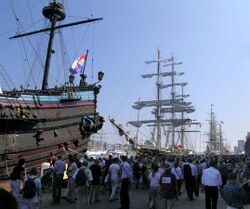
left=68, top=148, right=85, bottom=156
left=62, top=146, right=68, bottom=155
left=60, top=143, right=85, bottom=157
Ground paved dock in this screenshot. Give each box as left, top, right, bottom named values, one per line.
left=40, top=187, right=227, bottom=209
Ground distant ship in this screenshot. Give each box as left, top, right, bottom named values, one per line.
left=0, top=1, right=104, bottom=180
left=205, top=105, right=227, bottom=155
left=111, top=49, right=200, bottom=155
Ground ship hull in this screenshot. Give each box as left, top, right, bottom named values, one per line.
left=0, top=86, right=104, bottom=180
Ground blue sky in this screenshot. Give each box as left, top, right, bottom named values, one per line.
left=1, top=0, right=250, bottom=151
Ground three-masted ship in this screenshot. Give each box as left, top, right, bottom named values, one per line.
left=111, top=49, right=200, bottom=156
left=0, top=1, right=104, bottom=180
left=205, top=105, right=226, bottom=155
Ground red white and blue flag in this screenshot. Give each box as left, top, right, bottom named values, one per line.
left=69, top=54, right=87, bottom=74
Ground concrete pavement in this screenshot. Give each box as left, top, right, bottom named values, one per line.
left=40, top=187, right=227, bottom=209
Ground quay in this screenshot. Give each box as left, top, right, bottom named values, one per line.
left=40, top=187, right=226, bottom=209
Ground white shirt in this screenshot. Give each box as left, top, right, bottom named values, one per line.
left=201, top=162, right=207, bottom=171
left=121, top=161, right=133, bottom=179
left=67, top=162, right=77, bottom=178
left=201, top=167, right=222, bottom=186
left=189, top=163, right=197, bottom=177
left=148, top=172, right=161, bottom=187
left=171, top=167, right=182, bottom=180
left=109, top=163, right=120, bottom=180
left=158, top=167, right=165, bottom=176
left=10, top=179, right=21, bottom=201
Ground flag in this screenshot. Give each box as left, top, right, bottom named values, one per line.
left=69, top=54, right=87, bottom=75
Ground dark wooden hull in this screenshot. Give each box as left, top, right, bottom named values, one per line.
left=0, top=86, right=104, bottom=180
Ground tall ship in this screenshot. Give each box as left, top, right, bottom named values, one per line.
left=0, top=1, right=104, bottom=180
left=111, top=49, right=200, bottom=155
left=205, top=105, right=226, bottom=155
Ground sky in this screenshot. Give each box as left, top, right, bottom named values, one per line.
left=1, top=0, right=250, bottom=152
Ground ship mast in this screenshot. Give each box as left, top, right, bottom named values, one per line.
left=42, top=2, right=59, bottom=90
left=129, top=49, right=200, bottom=152
left=206, top=104, right=225, bottom=154
left=135, top=97, right=141, bottom=143
left=156, top=49, right=162, bottom=149
left=9, top=1, right=102, bottom=90
left=144, top=48, right=169, bottom=149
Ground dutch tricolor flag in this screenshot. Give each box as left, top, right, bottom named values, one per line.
left=69, top=54, right=87, bottom=75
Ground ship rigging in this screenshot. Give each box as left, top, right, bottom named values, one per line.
left=0, top=1, right=104, bottom=180
left=111, top=49, right=200, bottom=155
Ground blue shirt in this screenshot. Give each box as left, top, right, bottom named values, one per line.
left=53, top=159, right=65, bottom=175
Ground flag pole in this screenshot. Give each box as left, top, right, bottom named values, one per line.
left=82, top=50, right=89, bottom=74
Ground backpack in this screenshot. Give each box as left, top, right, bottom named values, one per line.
left=23, top=177, right=37, bottom=199
left=75, top=168, right=87, bottom=186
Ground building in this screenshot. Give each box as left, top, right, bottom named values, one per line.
left=234, top=146, right=239, bottom=154
left=245, top=132, right=250, bottom=155
left=238, top=139, right=245, bottom=153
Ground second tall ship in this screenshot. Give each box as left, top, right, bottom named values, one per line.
left=111, top=49, right=200, bottom=155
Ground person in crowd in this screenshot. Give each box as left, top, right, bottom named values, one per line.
left=195, top=160, right=203, bottom=197
left=47, top=152, right=57, bottom=167
left=201, top=159, right=207, bottom=172
left=202, top=160, right=222, bottom=209
left=141, top=162, right=148, bottom=189
left=132, top=159, right=141, bottom=189
left=51, top=155, right=65, bottom=204
left=88, top=157, right=95, bottom=168
left=120, top=155, right=133, bottom=209
left=0, top=188, right=18, bottom=209
left=108, top=157, right=121, bottom=201
left=241, top=180, right=250, bottom=208
left=148, top=163, right=161, bottom=209
left=102, top=155, right=113, bottom=194
left=218, top=160, right=229, bottom=188
left=158, top=158, right=166, bottom=175
left=65, top=154, right=77, bottom=203
left=89, top=159, right=102, bottom=203
left=21, top=167, right=42, bottom=209
left=76, top=160, right=93, bottom=209
left=189, top=159, right=198, bottom=198
left=10, top=158, right=25, bottom=204
left=160, top=163, right=177, bottom=209
left=226, top=160, right=234, bottom=173
left=221, top=172, right=244, bottom=209
left=183, top=159, right=194, bottom=200
left=171, top=162, right=183, bottom=197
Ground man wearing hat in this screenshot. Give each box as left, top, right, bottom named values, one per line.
left=160, top=163, right=177, bottom=209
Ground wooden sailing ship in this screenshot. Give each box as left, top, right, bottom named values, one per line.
left=0, top=1, right=104, bottom=180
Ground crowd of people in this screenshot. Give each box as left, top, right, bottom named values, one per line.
left=1, top=154, right=250, bottom=209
